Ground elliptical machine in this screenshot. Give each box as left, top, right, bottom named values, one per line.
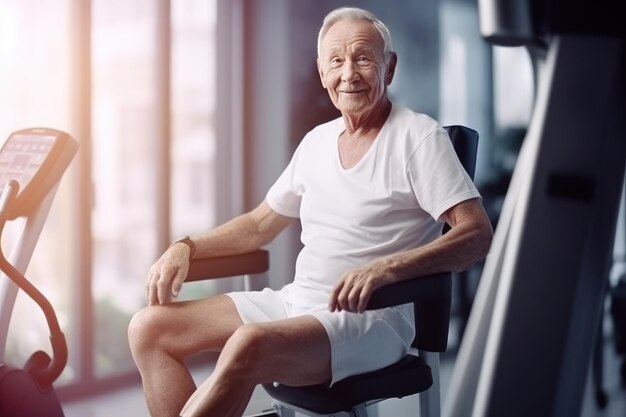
left=0, top=128, right=78, bottom=417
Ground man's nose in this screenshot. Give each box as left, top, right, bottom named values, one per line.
left=341, top=60, right=360, bottom=83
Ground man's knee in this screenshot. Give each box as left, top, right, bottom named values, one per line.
left=128, top=306, right=167, bottom=356
left=221, top=321, right=330, bottom=386
left=223, top=323, right=272, bottom=372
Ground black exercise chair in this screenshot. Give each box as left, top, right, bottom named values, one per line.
left=185, top=125, right=479, bottom=417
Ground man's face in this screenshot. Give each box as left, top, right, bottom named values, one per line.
left=317, top=19, right=395, bottom=118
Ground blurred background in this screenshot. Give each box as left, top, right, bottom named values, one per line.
left=0, top=0, right=623, bottom=415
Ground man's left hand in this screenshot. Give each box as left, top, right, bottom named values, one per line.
left=328, top=263, right=395, bottom=313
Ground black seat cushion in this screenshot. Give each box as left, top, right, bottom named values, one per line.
left=262, top=354, right=432, bottom=414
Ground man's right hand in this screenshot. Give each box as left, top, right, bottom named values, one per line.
left=145, top=243, right=191, bottom=306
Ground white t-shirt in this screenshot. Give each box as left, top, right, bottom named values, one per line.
left=266, top=104, right=480, bottom=308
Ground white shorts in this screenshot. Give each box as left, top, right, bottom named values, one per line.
left=226, top=287, right=415, bottom=386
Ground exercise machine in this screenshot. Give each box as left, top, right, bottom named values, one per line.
left=0, top=128, right=78, bottom=417
left=445, top=0, right=625, bottom=416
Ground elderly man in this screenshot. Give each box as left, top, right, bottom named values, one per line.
left=128, top=6, right=493, bottom=417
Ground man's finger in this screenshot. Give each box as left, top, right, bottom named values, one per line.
left=337, top=283, right=353, bottom=312
left=347, top=286, right=361, bottom=312
left=156, top=276, right=171, bottom=305
left=171, top=266, right=188, bottom=298
left=328, top=280, right=344, bottom=311
left=357, top=289, right=371, bottom=314
left=147, top=273, right=158, bottom=306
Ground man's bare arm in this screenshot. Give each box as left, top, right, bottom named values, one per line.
left=191, top=200, right=296, bottom=259
left=329, top=197, right=493, bottom=313
left=147, top=200, right=295, bottom=305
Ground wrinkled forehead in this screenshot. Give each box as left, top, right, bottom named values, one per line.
left=320, top=19, right=385, bottom=56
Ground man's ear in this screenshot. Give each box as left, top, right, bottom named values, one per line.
left=317, top=58, right=327, bottom=89
left=385, top=52, right=398, bottom=85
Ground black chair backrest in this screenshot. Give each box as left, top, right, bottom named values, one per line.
left=445, top=125, right=479, bottom=180
left=414, top=125, right=478, bottom=352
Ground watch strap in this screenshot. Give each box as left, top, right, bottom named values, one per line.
left=169, top=236, right=196, bottom=260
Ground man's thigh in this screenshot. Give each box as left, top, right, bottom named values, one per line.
left=149, top=294, right=244, bottom=358
left=248, top=315, right=332, bottom=387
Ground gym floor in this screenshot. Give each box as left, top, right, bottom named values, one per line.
left=61, top=318, right=626, bottom=417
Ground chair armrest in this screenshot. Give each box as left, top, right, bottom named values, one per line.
left=366, top=272, right=452, bottom=310
left=367, top=271, right=452, bottom=352
left=185, top=249, right=269, bottom=282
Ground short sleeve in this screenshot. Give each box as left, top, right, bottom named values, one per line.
left=265, top=141, right=305, bottom=218
left=408, top=127, right=481, bottom=221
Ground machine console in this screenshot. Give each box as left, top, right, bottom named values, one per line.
left=0, top=128, right=78, bottom=219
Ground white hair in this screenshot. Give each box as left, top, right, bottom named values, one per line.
left=317, top=7, right=394, bottom=58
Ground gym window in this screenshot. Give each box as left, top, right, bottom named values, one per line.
left=0, top=0, right=239, bottom=398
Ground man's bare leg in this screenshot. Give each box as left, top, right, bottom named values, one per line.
left=128, top=294, right=244, bottom=417
left=180, top=315, right=331, bottom=417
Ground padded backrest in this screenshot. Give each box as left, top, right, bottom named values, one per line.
left=412, top=125, right=479, bottom=352
left=445, top=125, right=479, bottom=180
